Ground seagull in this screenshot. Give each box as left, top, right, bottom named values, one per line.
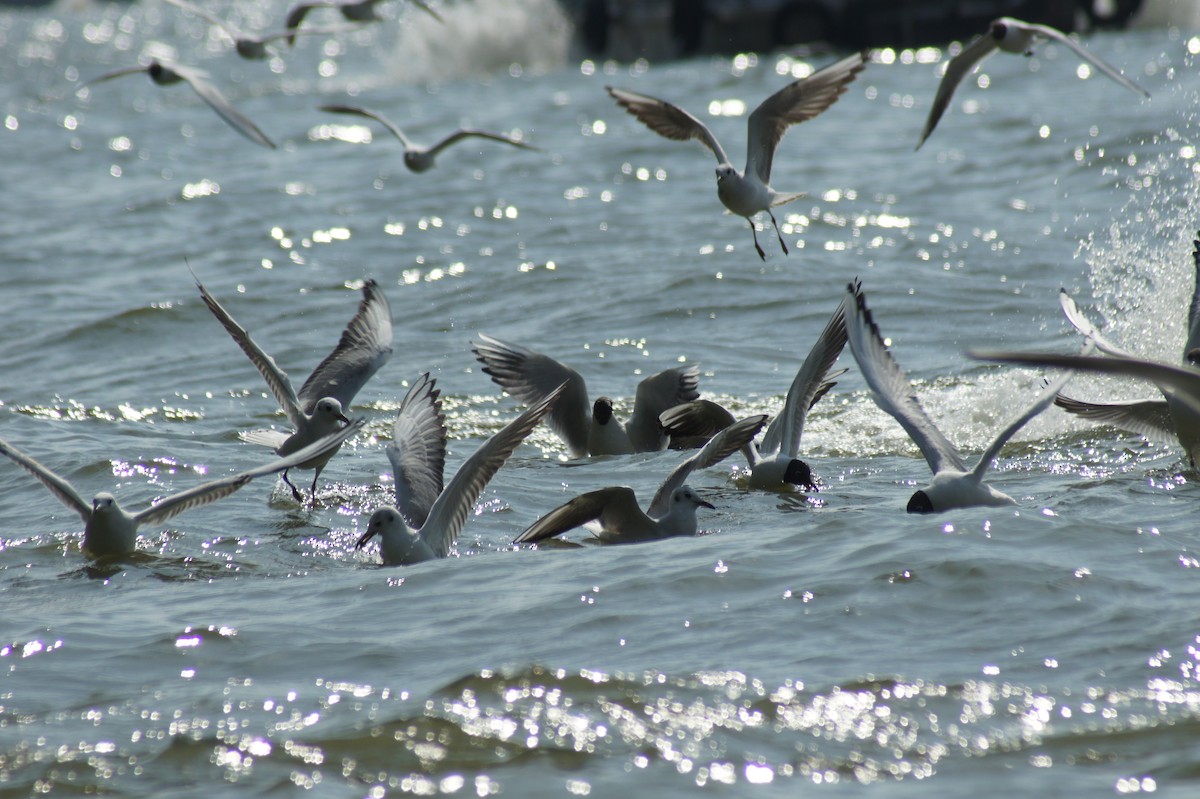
left=659, top=286, right=851, bottom=490
left=355, top=375, right=563, bottom=565
left=513, top=414, right=766, bottom=546
left=0, top=419, right=363, bottom=559
left=317, top=104, right=538, bottom=173
left=606, top=50, right=868, bottom=260
left=846, top=283, right=1084, bottom=513
left=79, top=59, right=276, bottom=149
left=164, top=0, right=362, bottom=60
left=196, top=275, right=393, bottom=503
left=284, top=0, right=442, bottom=45
left=916, top=16, right=1149, bottom=149
left=471, top=333, right=700, bottom=458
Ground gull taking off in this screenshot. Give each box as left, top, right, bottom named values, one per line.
left=164, top=0, right=362, bottom=60
left=513, top=414, right=766, bottom=546
left=79, top=59, right=276, bottom=148
left=916, top=17, right=1148, bottom=149
left=196, top=276, right=393, bottom=503
left=606, top=50, right=867, bottom=260
left=846, top=283, right=1082, bottom=513
left=472, top=333, right=699, bottom=458
left=0, top=420, right=362, bottom=559
left=318, top=104, right=537, bottom=172
left=356, top=375, right=563, bottom=565
left=660, top=285, right=851, bottom=490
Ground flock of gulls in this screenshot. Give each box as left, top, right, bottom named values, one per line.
left=5, top=7, right=1173, bottom=564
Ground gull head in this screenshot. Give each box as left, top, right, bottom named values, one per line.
left=92, top=493, right=119, bottom=516
left=356, top=507, right=408, bottom=548
left=593, top=397, right=616, bottom=425
left=314, top=397, right=352, bottom=425
left=784, top=459, right=815, bottom=489
left=674, top=485, right=715, bottom=511
left=990, top=19, right=1010, bottom=40
left=907, top=489, right=934, bottom=514
left=1187, top=348, right=1200, bottom=368
left=715, top=164, right=737, bottom=183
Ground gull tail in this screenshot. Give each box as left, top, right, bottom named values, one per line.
left=770, top=191, right=806, bottom=208
left=240, top=429, right=289, bottom=450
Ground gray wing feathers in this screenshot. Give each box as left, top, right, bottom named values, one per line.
left=1055, top=393, right=1177, bottom=443
left=0, top=437, right=92, bottom=522
left=648, top=414, right=767, bottom=518
left=1058, top=289, right=1134, bottom=358
left=606, top=86, right=731, bottom=166
left=387, top=373, right=446, bottom=529
left=1187, top=234, right=1200, bottom=359
left=917, top=32, right=999, bottom=149
left=427, top=129, right=538, bottom=158
left=627, top=365, right=702, bottom=451
left=515, top=486, right=642, bottom=544
left=296, top=279, right=393, bottom=412
left=318, top=104, right=413, bottom=147
left=173, top=64, right=276, bottom=149
left=1025, top=22, right=1149, bottom=97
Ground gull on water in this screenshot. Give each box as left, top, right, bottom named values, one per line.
left=916, top=16, right=1149, bottom=149
left=79, top=59, right=276, bottom=149
left=318, top=104, right=538, bottom=172
left=606, top=50, right=867, bottom=260
left=196, top=275, right=393, bottom=503
left=284, top=0, right=442, bottom=45
left=846, top=283, right=1083, bottom=513
left=513, top=414, right=766, bottom=546
left=356, top=374, right=563, bottom=565
left=0, top=420, right=363, bottom=559
left=472, top=333, right=699, bottom=458
left=164, top=0, right=362, bottom=60
left=660, top=286, right=851, bottom=490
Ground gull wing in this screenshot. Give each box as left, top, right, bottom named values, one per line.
left=425, top=129, right=539, bottom=159
left=659, top=399, right=737, bottom=449
left=0, top=437, right=92, bottom=523
left=916, top=31, right=1000, bottom=149
left=746, top=49, right=867, bottom=184
left=1055, top=393, right=1177, bottom=443
left=626, top=364, right=702, bottom=452
left=968, top=350, right=1200, bottom=419
left=169, top=63, right=276, bottom=148
left=647, top=414, right=767, bottom=518
left=283, top=1, right=341, bottom=43
left=134, top=418, right=364, bottom=527
left=472, top=333, right=591, bottom=458
left=386, top=373, right=447, bottom=529
left=514, top=486, right=645, bottom=544
left=296, top=279, right=393, bottom=413
left=318, top=104, right=414, bottom=148
left=163, top=0, right=243, bottom=38
left=1020, top=21, right=1149, bottom=98
left=418, top=384, right=564, bottom=557
left=606, top=86, right=731, bottom=166
left=845, top=284, right=967, bottom=474
left=194, top=275, right=306, bottom=429
left=78, top=65, right=149, bottom=93
left=1187, top=234, right=1200, bottom=360
left=760, top=288, right=850, bottom=457
left=1058, top=289, right=1134, bottom=358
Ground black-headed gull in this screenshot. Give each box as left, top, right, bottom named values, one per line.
left=847, top=284, right=1082, bottom=513
left=164, top=0, right=361, bottom=60
left=472, top=333, right=699, bottom=458
left=917, top=16, right=1149, bottom=149
left=606, top=50, right=867, bottom=260
left=513, top=414, right=766, bottom=546
left=317, top=104, right=538, bottom=172
left=0, top=420, right=363, bottom=559
left=284, top=0, right=441, bottom=45
left=79, top=59, right=276, bottom=149
left=196, top=276, right=392, bottom=503
left=355, top=374, right=563, bottom=565
left=660, top=286, right=851, bottom=490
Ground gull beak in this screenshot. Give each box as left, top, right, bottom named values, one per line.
left=354, top=529, right=376, bottom=550
left=697, top=498, right=716, bottom=510
left=338, top=412, right=352, bottom=426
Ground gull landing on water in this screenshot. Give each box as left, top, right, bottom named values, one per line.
left=79, top=59, right=276, bottom=148
left=0, top=421, right=362, bottom=559
left=513, top=414, right=766, bottom=546
left=318, top=104, right=538, bottom=173
left=195, top=274, right=393, bottom=504
left=846, top=283, right=1085, bottom=514
left=916, top=16, right=1149, bottom=149
left=606, top=50, right=868, bottom=260
left=355, top=375, right=564, bottom=566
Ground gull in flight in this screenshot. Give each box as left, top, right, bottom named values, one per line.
left=606, top=50, right=868, bottom=260
left=79, top=59, right=276, bottom=148
left=196, top=275, right=393, bottom=503
left=846, top=283, right=1084, bottom=513
left=164, top=0, right=362, bottom=60
left=0, top=420, right=363, bottom=559
left=659, top=285, right=851, bottom=490
left=513, top=414, right=766, bottom=546
left=471, top=333, right=700, bottom=458
left=284, top=0, right=442, bottom=45
left=356, top=374, right=563, bottom=565
left=318, top=104, right=538, bottom=172
left=916, top=16, right=1149, bottom=149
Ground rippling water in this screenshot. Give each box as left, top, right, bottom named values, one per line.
left=3, top=1, right=1200, bottom=795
